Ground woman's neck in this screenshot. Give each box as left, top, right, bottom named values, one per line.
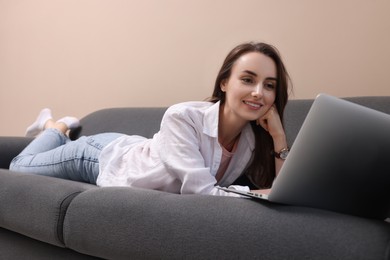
left=218, top=104, right=247, bottom=151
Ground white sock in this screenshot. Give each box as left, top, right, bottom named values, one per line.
left=56, top=116, right=80, bottom=129
left=25, top=108, right=52, bottom=137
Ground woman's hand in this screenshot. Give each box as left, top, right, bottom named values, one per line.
left=257, top=105, right=288, bottom=177
left=256, top=105, right=284, bottom=139
left=251, top=188, right=272, bottom=195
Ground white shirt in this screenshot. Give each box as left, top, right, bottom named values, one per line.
left=97, top=101, right=255, bottom=196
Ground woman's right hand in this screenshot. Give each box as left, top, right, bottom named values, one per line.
left=251, top=188, right=272, bottom=195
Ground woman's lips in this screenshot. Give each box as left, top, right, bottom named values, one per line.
left=243, top=100, right=262, bottom=109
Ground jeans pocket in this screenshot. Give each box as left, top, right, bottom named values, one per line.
left=86, top=133, right=124, bottom=151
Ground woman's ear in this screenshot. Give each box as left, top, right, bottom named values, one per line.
left=220, top=79, right=227, bottom=92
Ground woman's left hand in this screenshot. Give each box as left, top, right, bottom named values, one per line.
left=256, top=105, right=285, bottom=139
left=257, top=105, right=288, bottom=177
left=251, top=188, right=272, bottom=195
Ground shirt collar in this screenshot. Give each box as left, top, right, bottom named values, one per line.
left=202, top=101, right=255, bottom=151
left=203, top=101, right=220, bottom=138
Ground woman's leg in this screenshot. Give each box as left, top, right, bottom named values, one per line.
left=10, top=129, right=123, bottom=184
left=24, top=108, right=80, bottom=138
left=25, top=108, right=52, bottom=137
left=10, top=108, right=123, bottom=184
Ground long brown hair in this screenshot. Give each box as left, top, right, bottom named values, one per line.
left=209, top=42, right=291, bottom=188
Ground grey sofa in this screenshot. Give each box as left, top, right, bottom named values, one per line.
left=1, top=96, right=390, bottom=260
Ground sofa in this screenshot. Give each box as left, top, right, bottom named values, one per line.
left=1, top=96, right=390, bottom=260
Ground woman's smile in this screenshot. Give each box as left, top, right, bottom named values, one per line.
left=242, top=100, right=262, bottom=110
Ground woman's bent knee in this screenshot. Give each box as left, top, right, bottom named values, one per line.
left=9, top=155, right=20, bottom=170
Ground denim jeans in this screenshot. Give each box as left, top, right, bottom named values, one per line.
left=10, top=129, right=123, bottom=184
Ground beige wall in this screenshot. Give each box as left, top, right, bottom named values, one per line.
left=1, top=0, right=389, bottom=136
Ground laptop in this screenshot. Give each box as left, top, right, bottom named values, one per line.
left=220, top=94, right=390, bottom=219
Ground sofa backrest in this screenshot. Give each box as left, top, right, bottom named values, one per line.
left=70, top=96, right=390, bottom=145
left=69, top=107, right=167, bottom=140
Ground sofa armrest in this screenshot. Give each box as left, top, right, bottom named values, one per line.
left=0, top=137, right=33, bottom=169
left=0, top=170, right=97, bottom=247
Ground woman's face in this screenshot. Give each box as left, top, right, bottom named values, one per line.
left=221, top=51, right=277, bottom=124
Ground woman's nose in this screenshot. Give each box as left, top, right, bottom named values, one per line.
left=251, top=84, right=263, bottom=98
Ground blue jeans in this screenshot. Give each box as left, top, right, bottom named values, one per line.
left=10, top=129, right=123, bottom=184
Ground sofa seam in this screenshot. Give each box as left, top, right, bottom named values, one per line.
left=56, top=191, right=83, bottom=245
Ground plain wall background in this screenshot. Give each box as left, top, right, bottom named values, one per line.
left=1, top=0, right=389, bottom=136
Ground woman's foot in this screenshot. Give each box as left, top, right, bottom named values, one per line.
left=25, top=108, right=52, bottom=137
left=25, top=109, right=81, bottom=137
left=56, top=117, right=80, bottom=132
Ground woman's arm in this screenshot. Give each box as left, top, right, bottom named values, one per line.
left=257, top=105, right=288, bottom=177
left=158, top=105, right=250, bottom=196
left=272, top=134, right=288, bottom=177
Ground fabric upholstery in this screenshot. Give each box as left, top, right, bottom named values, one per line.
left=69, top=107, right=167, bottom=140
left=0, top=137, right=32, bottom=169
left=63, top=187, right=390, bottom=259
left=0, top=228, right=99, bottom=259
left=1, top=96, right=390, bottom=259
left=0, top=169, right=97, bottom=247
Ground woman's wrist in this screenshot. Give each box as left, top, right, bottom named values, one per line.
left=272, top=133, right=288, bottom=152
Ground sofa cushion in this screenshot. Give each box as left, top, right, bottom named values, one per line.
left=284, top=99, right=313, bottom=147
left=69, top=107, right=167, bottom=140
left=0, top=137, right=33, bottom=169
left=0, top=170, right=97, bottom=247
left=63, top=187, right=390, bottom=259
left=0, top=227, right=99, bottom=259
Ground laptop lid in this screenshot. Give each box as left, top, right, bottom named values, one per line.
left=269, top=94, right=390, bottom=219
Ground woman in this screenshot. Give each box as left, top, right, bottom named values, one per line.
left=10, top=42, right=291, bottom=196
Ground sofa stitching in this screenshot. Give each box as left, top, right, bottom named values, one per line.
left=56, top=191, right=83, bottom=245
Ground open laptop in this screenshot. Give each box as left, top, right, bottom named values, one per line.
left=220, top=94, right=390, bottom=219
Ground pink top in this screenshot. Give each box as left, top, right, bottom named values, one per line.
left=215, top=139, right=239, bottom=182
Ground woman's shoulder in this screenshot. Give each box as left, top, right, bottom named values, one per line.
left=166, top=101, right=215, bottom=116
left=160, top=101, right=218, bottom=128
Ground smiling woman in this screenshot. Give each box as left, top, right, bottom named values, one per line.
left=10, top=42, right=292, bottom=196
left=221, top=52, right=277, bottom=123
left=209, top=42, right=291, bottom=188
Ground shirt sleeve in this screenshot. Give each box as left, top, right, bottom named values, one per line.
left=158, top=106, right=250, bottom=196
left=158, top=107, right=215, bottom=194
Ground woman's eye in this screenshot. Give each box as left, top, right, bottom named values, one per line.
left=265, top=82, right=275, bottom=89
left=241, top=78, right=253, bottom=84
